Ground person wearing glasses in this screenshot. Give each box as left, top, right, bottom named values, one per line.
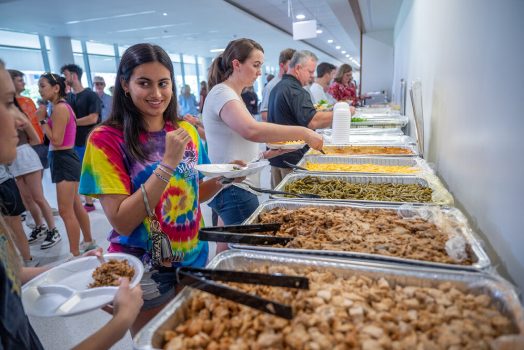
left=92, top=76, right=113, bottom=123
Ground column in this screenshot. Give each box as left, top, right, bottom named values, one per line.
left=48, top=36, right=75, bottom=73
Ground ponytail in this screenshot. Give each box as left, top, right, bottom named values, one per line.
left=207, top=38, right=264, bottom=91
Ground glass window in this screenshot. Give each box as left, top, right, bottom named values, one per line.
left=0, top=30, right=40, bottom=48
left=183, top=63, right=198, bottom=98
left=72, top=53, right=89, bottom=87
left=71, top=39, right=83, bottom=53
left=182, top=54, right=196, bottom=64
left=88, top=54, right=117, bottom=92
left=0, top=46, right=45, bottom=102
left=197, top=57, right=207, bottom=86
left=169, top=53, right=182, bottom=63
left=86, top=42, right=114, bottom=56
left=172, top=61, right=184, bottom=94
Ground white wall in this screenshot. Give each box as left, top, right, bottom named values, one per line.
left=393, top=0, right=524, bottom=291
left=362, top=30, right=394, bottom=98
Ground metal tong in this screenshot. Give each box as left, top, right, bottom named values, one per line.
left=175, top=266, right=309, bottom=319
left=246, top=184, right=321, bottom=199
left=283, top=160, right=308, bottom=171
left=199, top=224, right=293, bottom=246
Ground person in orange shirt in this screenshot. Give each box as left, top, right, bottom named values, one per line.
left=8, top=70, right=49, bottom=171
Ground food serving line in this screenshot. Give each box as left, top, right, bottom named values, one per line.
left=142, top=108, right=524, bottom=348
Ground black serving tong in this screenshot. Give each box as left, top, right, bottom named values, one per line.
left=246, top=184, right=321, bottom=199
left=175, top=266, right=309, bottom=319
left=283, top=160, right=308, bottom=171
left=199, top=224, right=293, bottom=246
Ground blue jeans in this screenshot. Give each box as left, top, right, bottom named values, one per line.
left=208, top=186, right=259, bottom=225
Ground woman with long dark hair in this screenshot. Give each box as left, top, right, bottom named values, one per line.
left=0, top=58, right=143, bottom=350
left=38, top=73, right=94, bottom=255
left=79, top=43, right=227, bottom=335
left=203, top=38, right=324, bottom=225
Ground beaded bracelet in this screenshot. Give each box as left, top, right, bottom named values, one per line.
left=153, top=169, right=169, bottom=183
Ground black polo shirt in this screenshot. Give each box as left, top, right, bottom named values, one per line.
left=267, top=74, right=316, bottom=168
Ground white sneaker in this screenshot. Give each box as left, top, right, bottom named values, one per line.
left=80, top=240, right=98, bottom=253
left=41, top=228, right=62, bottom=250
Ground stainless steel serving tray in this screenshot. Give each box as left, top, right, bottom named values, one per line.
left=134, top=250, right=523, bottom=350
left=306, top=143, right=419, bottom=157
left=351, top=115, right=409, bottom=128
left=235, top=199, right=490, bottom=271
left=296, top=155, right=433, bottom=176
left=273, top=173, right=454, bottom=206
left=317, top=127, right=405, bottom=136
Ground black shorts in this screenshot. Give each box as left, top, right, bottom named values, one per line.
left=32, top=144, right=49, bottom=169
left=0, top=178, right=26, bottom=216
left=49, top=149, right=81, bottom=183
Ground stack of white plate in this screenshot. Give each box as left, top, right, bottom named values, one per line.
left=332, top=102, right=352, bottom=144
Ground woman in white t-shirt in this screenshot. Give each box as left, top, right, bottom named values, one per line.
left=202, top=38, right=323, bottom=225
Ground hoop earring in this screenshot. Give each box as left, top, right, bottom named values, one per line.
left=125, top=91, right=130, bottom=97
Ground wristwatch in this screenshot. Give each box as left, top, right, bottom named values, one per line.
left=39, top=119, right=47, bottom=125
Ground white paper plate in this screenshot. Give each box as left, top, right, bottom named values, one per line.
left=196, top=160, right=269, bottom=179
left=266, top=142, right=306, bottom=150
left=22, top=253, right=143, bottom=317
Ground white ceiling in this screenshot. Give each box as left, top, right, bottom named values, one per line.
left=0, top=0, right=365, bottom=70
left=359, top=0, right=404, bottom=32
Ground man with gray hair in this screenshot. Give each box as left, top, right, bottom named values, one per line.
left=267, top=50, right=335, bottom=187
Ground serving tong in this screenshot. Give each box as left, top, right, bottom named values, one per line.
left=246, top=184, right=321, bottom=199
left=199, top=223, right=293, bottom=246
left=174, top=266, right=309, bottom=319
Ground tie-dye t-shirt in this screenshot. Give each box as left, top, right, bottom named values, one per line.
left=79, top=120, right=209, bottom=267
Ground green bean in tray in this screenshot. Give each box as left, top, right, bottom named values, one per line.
left=284, top=176, right=433, bottom=202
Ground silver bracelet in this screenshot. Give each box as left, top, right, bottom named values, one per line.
left=140, top=184, right=155, bottom=217
left=153, top=170, right=169, bottom=183
left=156, top=165, right=172, bottom=177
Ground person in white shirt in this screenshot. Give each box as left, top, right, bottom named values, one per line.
left=202, top=38, right=323, bottom=225
left=310, top=62, right=337, bottom=105
left=259, top=48, right=295, bottom=121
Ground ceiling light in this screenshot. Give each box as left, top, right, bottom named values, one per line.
left=345, top=54, right=349, bottom=57
left=210, top=48, right=225, bottom=53
left=335, top=45, right=341, bottom=50
left=296, top=14, right=306, bottom=20
left=316, top=29, right=323, bottom=34
left=327, top=39, right=333, bottom=44
left=341, top=50, right=346, bottom=54
left=66, top=10, right=156, bottom=24
left=162, top=12, right=168, bottom=16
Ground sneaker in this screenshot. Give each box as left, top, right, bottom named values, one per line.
left=41, top=228, right=62, bottom=250
left=27, top=225, right=47, bottom=244
left=83, top=203, right=96, bottom=213
left=23, top=257, right=40, bottom=267
left=80, top=240, right=98, bottom=253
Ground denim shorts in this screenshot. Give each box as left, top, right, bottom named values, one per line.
left=141, top=243, right=209, bottom=310
left=208, top=185, right=259, bottom=225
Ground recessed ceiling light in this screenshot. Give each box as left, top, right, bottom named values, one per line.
left=341, top=50, right=346, bottom=54
left=345, top=54, right=350, bottom=57
left=296, top=14, right=306, bottom=20
left=162, top=12, right=168, bottom=16
left=327, top=39, right=333, bottom=44
left=210, top=48, right=225, bottom=53
left=335, top=45, right=341, bottom=50
left=316, top=29, right=323, bottom=34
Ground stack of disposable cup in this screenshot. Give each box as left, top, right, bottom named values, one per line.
left=332, top=102, right=351, bottom=144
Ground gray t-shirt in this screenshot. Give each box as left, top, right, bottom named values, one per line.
left=259, top=76, right=282, bottom=113
left=202, top=83, right=260, bottom=189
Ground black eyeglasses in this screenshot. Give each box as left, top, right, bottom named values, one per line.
left=94, top=82, right=105, bottom=86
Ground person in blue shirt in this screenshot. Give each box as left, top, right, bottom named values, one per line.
left=178, top=84, right=198, bottom=116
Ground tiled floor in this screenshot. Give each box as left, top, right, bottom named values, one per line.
left=28, top=156, right=271, bottom=349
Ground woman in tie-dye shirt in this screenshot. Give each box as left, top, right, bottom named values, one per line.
left=79, top=43, right=230, bottom=335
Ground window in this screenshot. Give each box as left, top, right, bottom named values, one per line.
left=183, top=62, right=198, bottom=98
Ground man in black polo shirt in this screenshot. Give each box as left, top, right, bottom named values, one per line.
left=267, top=50, right=335, bottom=188
left=61, top=64, right=101, bottom=212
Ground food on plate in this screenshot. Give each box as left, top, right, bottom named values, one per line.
left=310, top=145, right=415, bottom=156
left=313, top=99, right=332, bottom=111
left=270, top=140, right=305, bottom=145
left=89, top=259, right=135, bottom=288
left=351, top=117, right=367, bottom=123
left=258, top=206, right=473, bottom=264
left=283, top=176, right=433, bottom=203
left=162, top=265, right=514, bottom=349
left=304, top=162, right=419, bottom=174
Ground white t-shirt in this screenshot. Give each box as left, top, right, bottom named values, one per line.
left=259, top=76, right=282, bottom=113
left=310, top=82, right=337, bottom=105
left=202, top=83, right=260, bottom=189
